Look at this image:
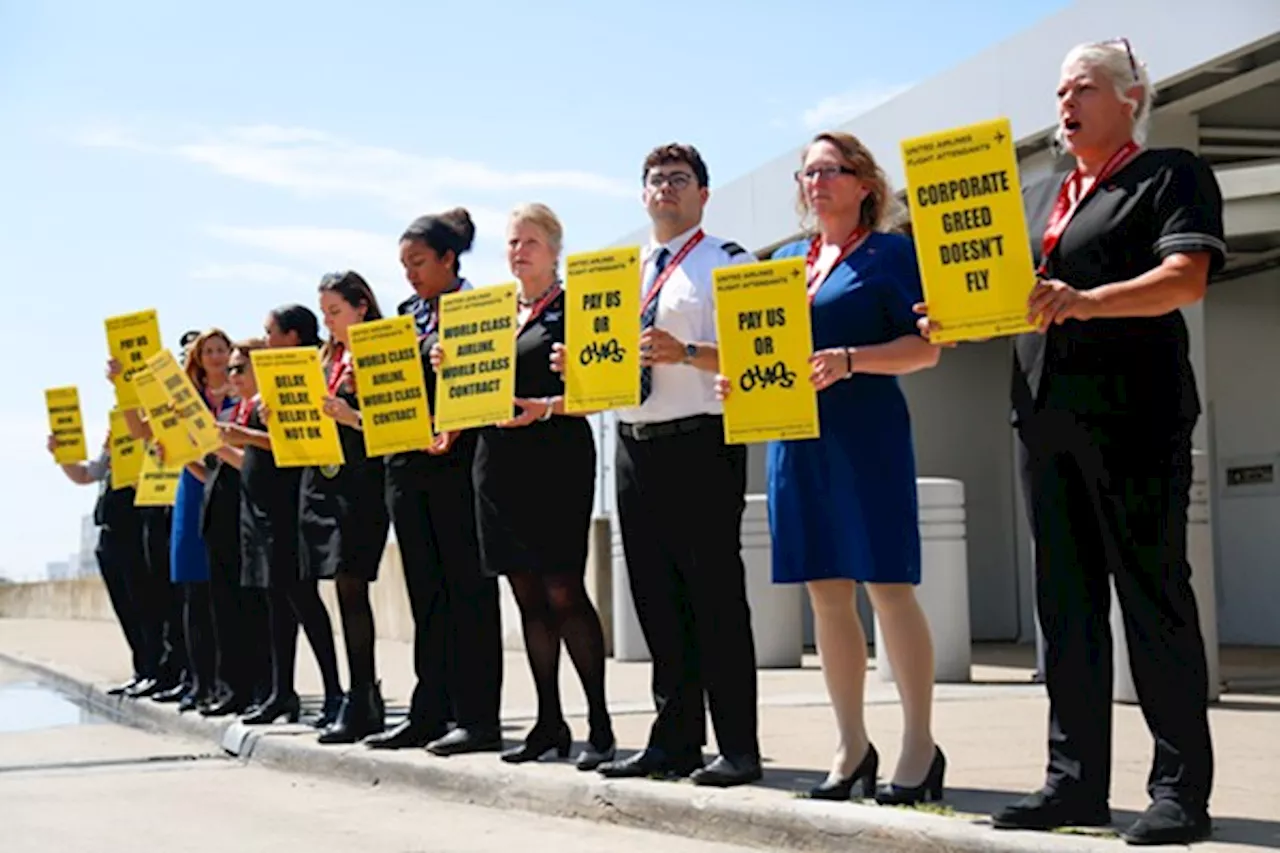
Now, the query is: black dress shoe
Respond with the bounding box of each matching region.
[241,694,301,725]
[311,693,344,729]
[875,747,947,806]
[691,754,763,788]
[176,690,212,713]
[152,682,187,703]
[597,747,703,779]
[576,739,616,772]
[501,722,572,764]
[808,744,879,801]
[366,719,445,750]
[992,788,1112,831]
[107,677,142,696]
[124,678,159,699]
[426,727,503,757]
[1122,800,1211,846]
[318,683,386,745]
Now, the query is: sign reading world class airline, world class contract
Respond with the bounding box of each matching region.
[433,284,518,433]
[900,117,1037,344]
[348,315,434,456]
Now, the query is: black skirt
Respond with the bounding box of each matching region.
[238,416,304,589]
[474,416,595,576]
[298,420,389,582]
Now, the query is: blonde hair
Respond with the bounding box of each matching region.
[797,132,898,233]
[509,202,564,258]
[1059,39,1156,145]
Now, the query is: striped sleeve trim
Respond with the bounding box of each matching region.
[1154,232,1227,258]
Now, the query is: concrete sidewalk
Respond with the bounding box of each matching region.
[1,618,1276,852]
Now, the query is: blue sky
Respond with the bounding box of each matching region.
[0,0,1070,580]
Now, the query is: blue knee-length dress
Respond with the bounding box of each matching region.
[767,232,923,585]
[170,392,236,583]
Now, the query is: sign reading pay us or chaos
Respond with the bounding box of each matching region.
[713,256,820,445]
[348,315,433,456]
[563,246,641,412]
[105,309,162,408]
[433,284,517,433]
[900,117,1037,344]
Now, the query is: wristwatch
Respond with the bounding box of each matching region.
[683,342,698,364]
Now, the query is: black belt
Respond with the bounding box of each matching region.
[617,414,721,442]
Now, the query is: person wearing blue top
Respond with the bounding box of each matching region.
[720,131,944,806]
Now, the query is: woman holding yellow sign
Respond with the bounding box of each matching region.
[718,132,944,805]
[300,271,392,745]
[433,204,614,768]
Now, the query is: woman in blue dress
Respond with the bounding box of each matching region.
[171,329,237,712]
[720,132,944,805]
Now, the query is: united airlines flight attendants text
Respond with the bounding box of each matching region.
[567,143,762,787]
[303,272,392,745]
[237,308,344,729]
[718,132,944,805]
[364,209,505,758]
[918,40,1222,846]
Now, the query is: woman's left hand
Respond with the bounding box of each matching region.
[499,397,552,428]
[809,348,851,391]
[322,396,360,428]
[1027,278,1097,331]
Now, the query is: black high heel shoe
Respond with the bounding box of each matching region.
[501,722,572,764]
[808,744,879,801]
[874,747,946,806]
[312,693,343,729]
[241,693,301,725]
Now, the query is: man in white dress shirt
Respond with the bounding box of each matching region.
[596,143,762,787]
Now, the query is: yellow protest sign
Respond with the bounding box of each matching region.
[134,444,180,507]
[348,315,433,457]
[900,117,1037,344]
[434,283,518,433]
[105,309,162,408]
[109,408,145,490]
[145,349,222,456]
[713,256,820,445]
[250,347,345,468]
[563,246,642,412]
[45,386,87,465]
[131,367,202,467]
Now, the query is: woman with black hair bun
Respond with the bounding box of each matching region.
[223,307,345,729]
[362,208,504,756]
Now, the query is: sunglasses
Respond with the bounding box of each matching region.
[228,364,248,376]
[1098,36,1139,82]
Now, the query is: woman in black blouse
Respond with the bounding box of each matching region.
[300,273,392,744]
[918,39,1222,846]
[431,203,614,768]
[220,320,344,729]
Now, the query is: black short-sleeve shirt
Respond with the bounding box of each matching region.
[1014,147,1227,428]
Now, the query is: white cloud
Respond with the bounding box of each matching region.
[189,261,313,287]
[83,123,633,220]
[801,82,912,130]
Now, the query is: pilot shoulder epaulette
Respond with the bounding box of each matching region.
[719,240,748,257]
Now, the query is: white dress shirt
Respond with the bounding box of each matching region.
[617,223,756,425]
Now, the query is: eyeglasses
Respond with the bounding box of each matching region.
[794,165,857,183]
[645,171,695,190]
[228,364,247,376]
[1098,36,1139,82]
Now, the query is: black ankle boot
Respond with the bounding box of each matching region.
[241,693,301,725]
[317,682,385,745]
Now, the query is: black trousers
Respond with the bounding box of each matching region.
[616,416,759,759]
[183,581,216,697]
[140,508,185,682]
[1019,411,1213,813]
[95,521,152,679]
[207,531,254,699]
[386,438,502,733]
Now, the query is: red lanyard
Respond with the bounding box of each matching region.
[516,284,563,337]
[805,227,868,304]
[326,347,353,396]
[231,397,255,426]
[1040,140,1141,272]
[640,229,705,316]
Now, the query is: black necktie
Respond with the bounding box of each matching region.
[639,247,671,404]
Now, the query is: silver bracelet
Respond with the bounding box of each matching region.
[539,398,555,421]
